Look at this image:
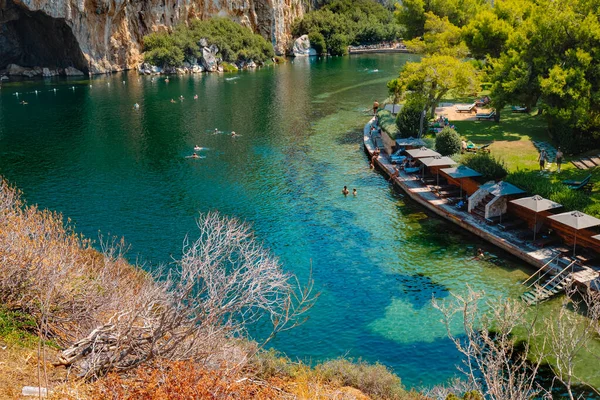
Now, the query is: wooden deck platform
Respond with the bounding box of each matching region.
[363,118,600,289]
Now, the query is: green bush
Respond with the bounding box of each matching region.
[461,152,508,181]
[377,109,399,138]
[292,0,400,49]
[308,31,327,55]
[221,62,238,72]
[435,127,462,156]
[328,33,349,56]
[505,170,593,215]
[315,358,406,399]
[395,95,428,138]
[143,18,274,68]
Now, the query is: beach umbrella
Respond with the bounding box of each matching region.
[440,166,482,197]
[510,195,562,240]
[405,147,441,159]
[420,156,457,185]
[548,211,600,255]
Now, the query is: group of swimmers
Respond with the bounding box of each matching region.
[342,186,357,196]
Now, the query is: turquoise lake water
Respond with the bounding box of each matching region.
[0,55,544,389]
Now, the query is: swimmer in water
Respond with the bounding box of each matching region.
[194,94,198,100]
[133,103,140,110]
[20,100,28,105]
[194,145,203,151]
[170,99,176,103]
[165,78,170,83]
[179,95,184,101]
[231,131,238,137]
[214,128,219,134]
[191,152,200,159]
[353,188,357,196]
[342,186,349,196]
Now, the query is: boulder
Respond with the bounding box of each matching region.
[199,38,209,47]
[6,64,27,75]
[292,35,317,57]
[217,65,224,73]
[150,65,162,74]
[246,60,257,69]
[201,47,218,72]
[192,65,204,73]
[0,75,8,81]
[176,67,186,74]
[64,67,84,76]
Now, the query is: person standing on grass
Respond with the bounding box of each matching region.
[538,149,547,172]
[556,147,563,173]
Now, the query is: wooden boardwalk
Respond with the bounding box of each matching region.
[364,119,599,289]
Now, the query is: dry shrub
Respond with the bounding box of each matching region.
[0,177,316,381]
[315,358,413,400]
[92,359,284,399]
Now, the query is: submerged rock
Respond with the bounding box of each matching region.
[292,35,317,57]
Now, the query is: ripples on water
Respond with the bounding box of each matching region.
[1,55,596,391]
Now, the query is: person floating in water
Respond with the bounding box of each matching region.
[194,94,198,100]
[179,95,184,101]
[231,131,238,137]
[191,152,200,159]
[353,188,357,196]
[342,186,349,196]
[471,248,485,260]
[165,78,170,83]
[20,100,28,105]
[194,145,202,151]
[133,103,140,110]
[170,99,176,103]
[214,128,219,134]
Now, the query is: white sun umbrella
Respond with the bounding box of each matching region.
[420,156,457,185]
[405,147,441,159]
[510,195,562,240]
[548,211,600,255]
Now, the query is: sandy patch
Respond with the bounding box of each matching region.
[435,104,493,122]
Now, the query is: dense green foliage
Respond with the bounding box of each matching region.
[388,55,479,118]
[377,110,399,139]
[292,0,401,55]
[143,18,274,68]
[461,153,508,182]
[435,127,461,155]
[395,95,428,138]
[394,0,600,153]
[308,32,327,55]
[506,171,595,215]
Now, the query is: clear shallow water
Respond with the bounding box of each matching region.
[0,55,546,388]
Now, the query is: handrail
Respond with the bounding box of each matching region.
[539,260,577,292]
[523,253,561,287]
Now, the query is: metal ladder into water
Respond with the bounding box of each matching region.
[520,256,577,305]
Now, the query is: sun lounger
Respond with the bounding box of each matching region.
[476,110,496,120]
[404,166,421,174]
[499,219,526,231]
[465,143,491,153]
[455,103,476,113]
[562,174,592,190]
[511,105,528,113]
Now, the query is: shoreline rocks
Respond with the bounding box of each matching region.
[292,35,317,57]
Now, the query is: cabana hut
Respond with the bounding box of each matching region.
[508,195,562,241]
[439,166,482,197]
[419,156,457,186]
[468,181,526,223]
[547,211,600,256]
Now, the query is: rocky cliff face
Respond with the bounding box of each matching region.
[0,0,305,74]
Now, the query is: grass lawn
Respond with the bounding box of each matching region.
[451,108,548,172]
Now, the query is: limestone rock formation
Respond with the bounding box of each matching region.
[292,35,317,57]
[201,46,219,72]
[0,0,306,74]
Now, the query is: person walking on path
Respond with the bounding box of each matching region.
[538,149,548,172]
[556,147,563,173]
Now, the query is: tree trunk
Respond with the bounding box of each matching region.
[494,109,501,122]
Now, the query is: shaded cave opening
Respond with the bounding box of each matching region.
[0,0,88,73]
